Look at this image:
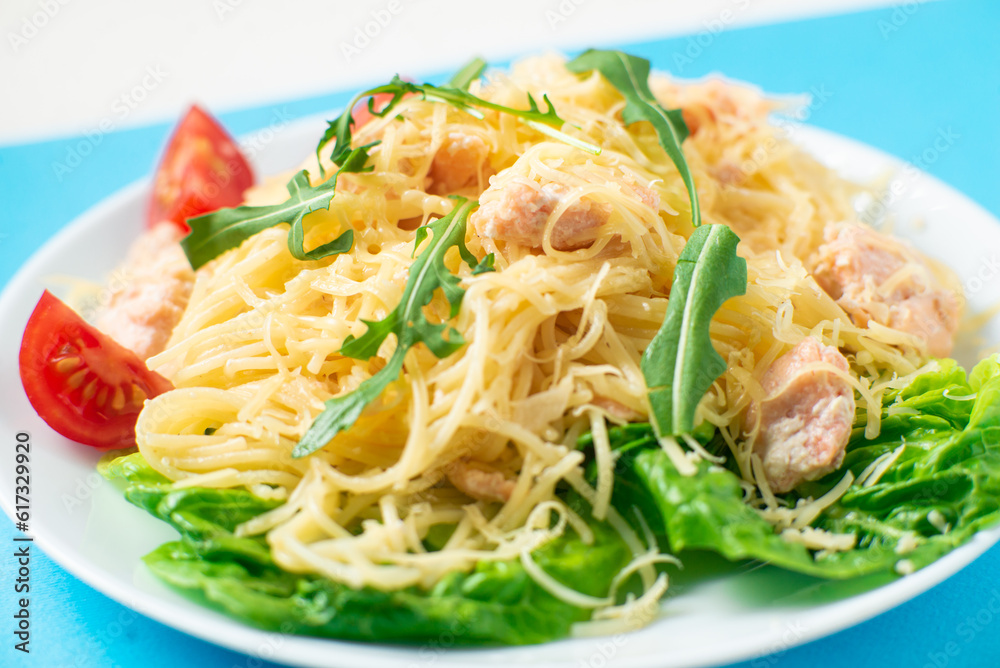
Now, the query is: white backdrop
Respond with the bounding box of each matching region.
[1,0,896,145]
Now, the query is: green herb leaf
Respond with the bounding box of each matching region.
[184,55,602,271]
[448,56,487,90]
[566,49,701,228]
[293,198,481,458]
[180,143,375,270]
[316,68,601,178]
[397,76,601,155]
[640,224,747,436]
[471,252,495,275]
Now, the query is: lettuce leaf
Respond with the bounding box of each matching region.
[608,357,1000,579]
[101,453,632,645]
[100,355,1000,644]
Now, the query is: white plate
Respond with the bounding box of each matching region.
[3,118,1000,668]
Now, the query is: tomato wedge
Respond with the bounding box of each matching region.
[148,104,254,233]
[351,86,419,129]
[351,92,398,128]
[19,291,173,450]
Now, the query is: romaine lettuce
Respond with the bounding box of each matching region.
[100,453,632,645]
[605,357,1000,579]
[100,356,1000,644]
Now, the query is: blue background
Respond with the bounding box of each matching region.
[3,1,999,666]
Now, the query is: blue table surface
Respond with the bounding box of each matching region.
[3,1,1000,666]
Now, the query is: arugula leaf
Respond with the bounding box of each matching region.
[317,71,600,177]
[471,252,496,275]
[293,199,481,458]
[566,49,701,228]
[387,77,593,151]
[640,224,747,437]
[180,144,374,270]
[316,62,476,172]
[566,51,736,436]
[447,56,487,90]
[183,55,595,270]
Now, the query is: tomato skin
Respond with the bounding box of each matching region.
[148,104,254,233]
[18,291,173,450]
[351,92,397,128]
[351,91,417,128]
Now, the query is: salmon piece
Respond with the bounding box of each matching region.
[747,337,855,493]
[471,177,623,251]
[676,79,772,137]
[627,178,660,211]
[471,165,660,251]
[811,224,960,357]
[428,132,490,194]
[471,178,606,250]
[681,105,711,137]
[591,395,640,422]
[95,223,195,359]
[446,460,516,504]
[711,162,746,186]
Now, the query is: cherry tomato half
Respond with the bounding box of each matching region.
[19,291,173,450]
[351,91,408,127]
[148,104,254,233]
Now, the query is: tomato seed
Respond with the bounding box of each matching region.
[81,379,98,402]
[55,356,83,374]
[67,369,88,389]
[95,385,109,407]
[111,387,126,411]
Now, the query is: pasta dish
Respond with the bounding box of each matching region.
[17,49,1000,645]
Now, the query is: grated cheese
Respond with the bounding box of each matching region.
[127,54,959,621]
[857,446,905,488]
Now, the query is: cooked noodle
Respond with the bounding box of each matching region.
[134,55,958,612]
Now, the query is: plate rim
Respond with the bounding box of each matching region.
[2,120,1000,668]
